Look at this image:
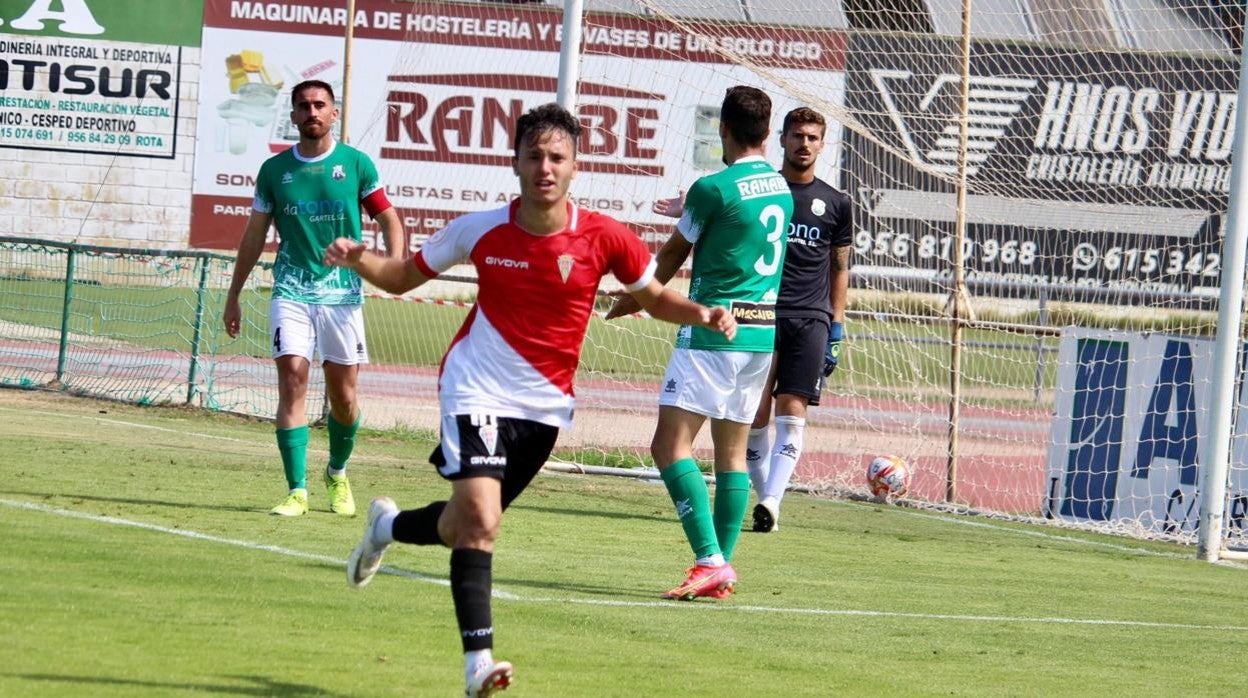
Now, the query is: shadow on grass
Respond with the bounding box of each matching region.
[11,673,349,697]
[492,573,663,600]
[510,503,669,524]
[4,489,262,514]
[374,560,664,601]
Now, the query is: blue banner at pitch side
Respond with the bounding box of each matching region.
[1046,329,1248,543]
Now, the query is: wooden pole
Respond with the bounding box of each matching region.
[340,0,357,143]
[946,0,974,505]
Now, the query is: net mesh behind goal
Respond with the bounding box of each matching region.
[351,1,1248,545]
[5,0,1246,548]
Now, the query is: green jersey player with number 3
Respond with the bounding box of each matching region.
[608,85,793,600]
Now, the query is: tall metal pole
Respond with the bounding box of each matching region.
[341,0,357,143]
[1196,35,1248,562]
[187,256,209,405]
[556,0,584,109]
[945,0,974,504]
[55,247,76,386]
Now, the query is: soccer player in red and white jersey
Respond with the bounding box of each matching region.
[324,103,736,697]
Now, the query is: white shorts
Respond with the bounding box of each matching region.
[658,348,772,423]
[270,298,369,365]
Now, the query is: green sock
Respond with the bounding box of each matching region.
[327,413,360,471]
[276,425,309,491]
[714,471,751,562]
[660,458,721,560]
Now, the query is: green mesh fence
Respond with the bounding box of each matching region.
[0,236,325,422]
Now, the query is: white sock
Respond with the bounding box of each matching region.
[746,427,771,499]
[290,488,307,497]
[695,553,726,567]
[373,510,397,545]
[465,649,493,684]
[327,465,346,478]
[763,416,805,503]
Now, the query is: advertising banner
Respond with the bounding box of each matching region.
[190,0,846,250]
[1046,328,1248,544]
[844,33,1237,296]
[0,0,202,159]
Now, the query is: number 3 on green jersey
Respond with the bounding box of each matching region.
[675,155,794,353]
[755,203,787,277]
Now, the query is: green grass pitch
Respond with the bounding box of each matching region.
[2,389,1246,697]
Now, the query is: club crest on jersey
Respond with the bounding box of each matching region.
[281,172,293,184]
[811,198,826,216]
[557,254,574,283]
[332,165,345,181]
[478,421,498,456]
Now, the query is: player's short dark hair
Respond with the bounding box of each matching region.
[782,107,826,138]
[514,103,582,157]
[291,80,335,107]
[720,86,771,148]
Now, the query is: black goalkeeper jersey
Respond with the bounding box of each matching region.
[777,177,852,320]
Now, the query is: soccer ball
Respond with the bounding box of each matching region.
[866,455,911,499]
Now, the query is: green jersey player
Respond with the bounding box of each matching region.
[608,86,793,600]
[649,107,855,535]
[223,79,405,517]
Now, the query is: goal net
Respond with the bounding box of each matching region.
[193,0,1248,547]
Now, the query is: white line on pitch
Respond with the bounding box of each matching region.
[3,497,1245,632]
[4,404,1242,569]
[848,500,1248,569]
[521,596,1248,630]
[0,406,391,463]
[10,407,255,444]
[0,497,514,598]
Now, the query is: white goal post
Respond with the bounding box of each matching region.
[1199,28,1248,563]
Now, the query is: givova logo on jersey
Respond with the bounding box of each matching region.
[282,198,346,223]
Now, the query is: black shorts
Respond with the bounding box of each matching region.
[772,317,829,406]
[430,413,559,509]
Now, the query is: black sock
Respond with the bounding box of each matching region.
[392,501,447,546]
[450,548,493,652]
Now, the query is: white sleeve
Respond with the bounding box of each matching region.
[675,210,700,244]
[415,217,471,275]
[415,207,507,274]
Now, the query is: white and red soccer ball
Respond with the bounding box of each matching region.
[866,455,911,499]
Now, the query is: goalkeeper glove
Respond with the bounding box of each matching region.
[823,321,844,377]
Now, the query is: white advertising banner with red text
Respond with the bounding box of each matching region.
[190,0,845,251]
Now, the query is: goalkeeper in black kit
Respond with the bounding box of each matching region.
[657,106,852,531]
[745,106,852,531]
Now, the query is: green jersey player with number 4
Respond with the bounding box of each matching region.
[223,79,405,518]
[608,85,793,600]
